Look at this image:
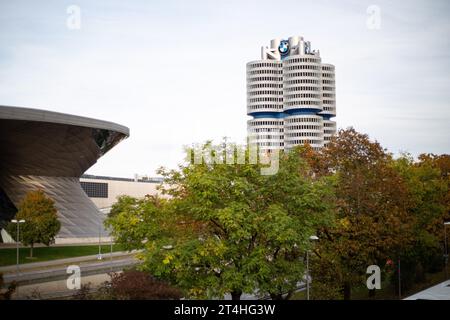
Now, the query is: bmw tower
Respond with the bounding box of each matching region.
[247,36,336,151]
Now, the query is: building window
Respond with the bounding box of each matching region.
[81,182,108,198]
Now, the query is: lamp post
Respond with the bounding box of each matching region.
[110,234,113,273]
[398,258,401,299]
[306,235,319,300]
[444,222,450,280]
[108,219,114,273]
[97,221,102,260]
[11,219,25,275]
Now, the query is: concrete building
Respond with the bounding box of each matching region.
[80,175,162,211]
[247,36,336,151]
[0,105,129,243]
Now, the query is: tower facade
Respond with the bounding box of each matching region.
[247,36,336,151]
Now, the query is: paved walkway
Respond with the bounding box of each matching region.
[0,250,138,274]
[3,256,138,285]
[0,242,112,249]
[1,251,141,299]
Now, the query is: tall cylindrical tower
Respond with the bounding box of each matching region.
[246,36,336,151]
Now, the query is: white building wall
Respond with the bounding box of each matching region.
[79,178,160,209]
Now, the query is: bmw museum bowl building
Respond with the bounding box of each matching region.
[0,105,129,244]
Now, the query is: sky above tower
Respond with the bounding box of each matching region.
[0,0,449,177]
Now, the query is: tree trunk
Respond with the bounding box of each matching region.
[270,293,283,300]
[343,282,351,300]
[29,243,33,258]
[231,291,242,300]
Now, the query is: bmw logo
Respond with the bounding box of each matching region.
[278,40,289,57]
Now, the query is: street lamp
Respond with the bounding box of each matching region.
[11,219,25,275]
[110,232,113,273]
[99,207,115,268]
[306,235,319,300]
[444,221,450,279]
[97,209,111,261]
[98,221,103,260]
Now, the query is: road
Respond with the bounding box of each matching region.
[1,252,139,299]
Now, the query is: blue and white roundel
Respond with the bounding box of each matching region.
[278,40,289,57]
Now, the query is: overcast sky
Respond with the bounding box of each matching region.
[1,0,449,177]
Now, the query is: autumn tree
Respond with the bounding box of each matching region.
[107,270,182,300]
[7,190,60,258]
[308,128,415,299]
[107,142,335,299]
[390,153,449,292]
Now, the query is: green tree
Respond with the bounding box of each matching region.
[105,195,169,251]
[107,142,335,299]
[7,190,60,258]
[108,195,140,218]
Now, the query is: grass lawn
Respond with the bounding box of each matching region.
[0,244,126,267]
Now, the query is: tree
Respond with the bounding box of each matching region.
[105,195,169,251]
[108,195,140,219]
[107,142,335,299]
[107,270,182,300]
[307,128,415,299]
[7,190,61,258]
[389,153,449,292]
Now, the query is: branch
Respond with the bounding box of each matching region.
[210,218,228,236]
[248,232,258,252]
[273,246,281,259]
